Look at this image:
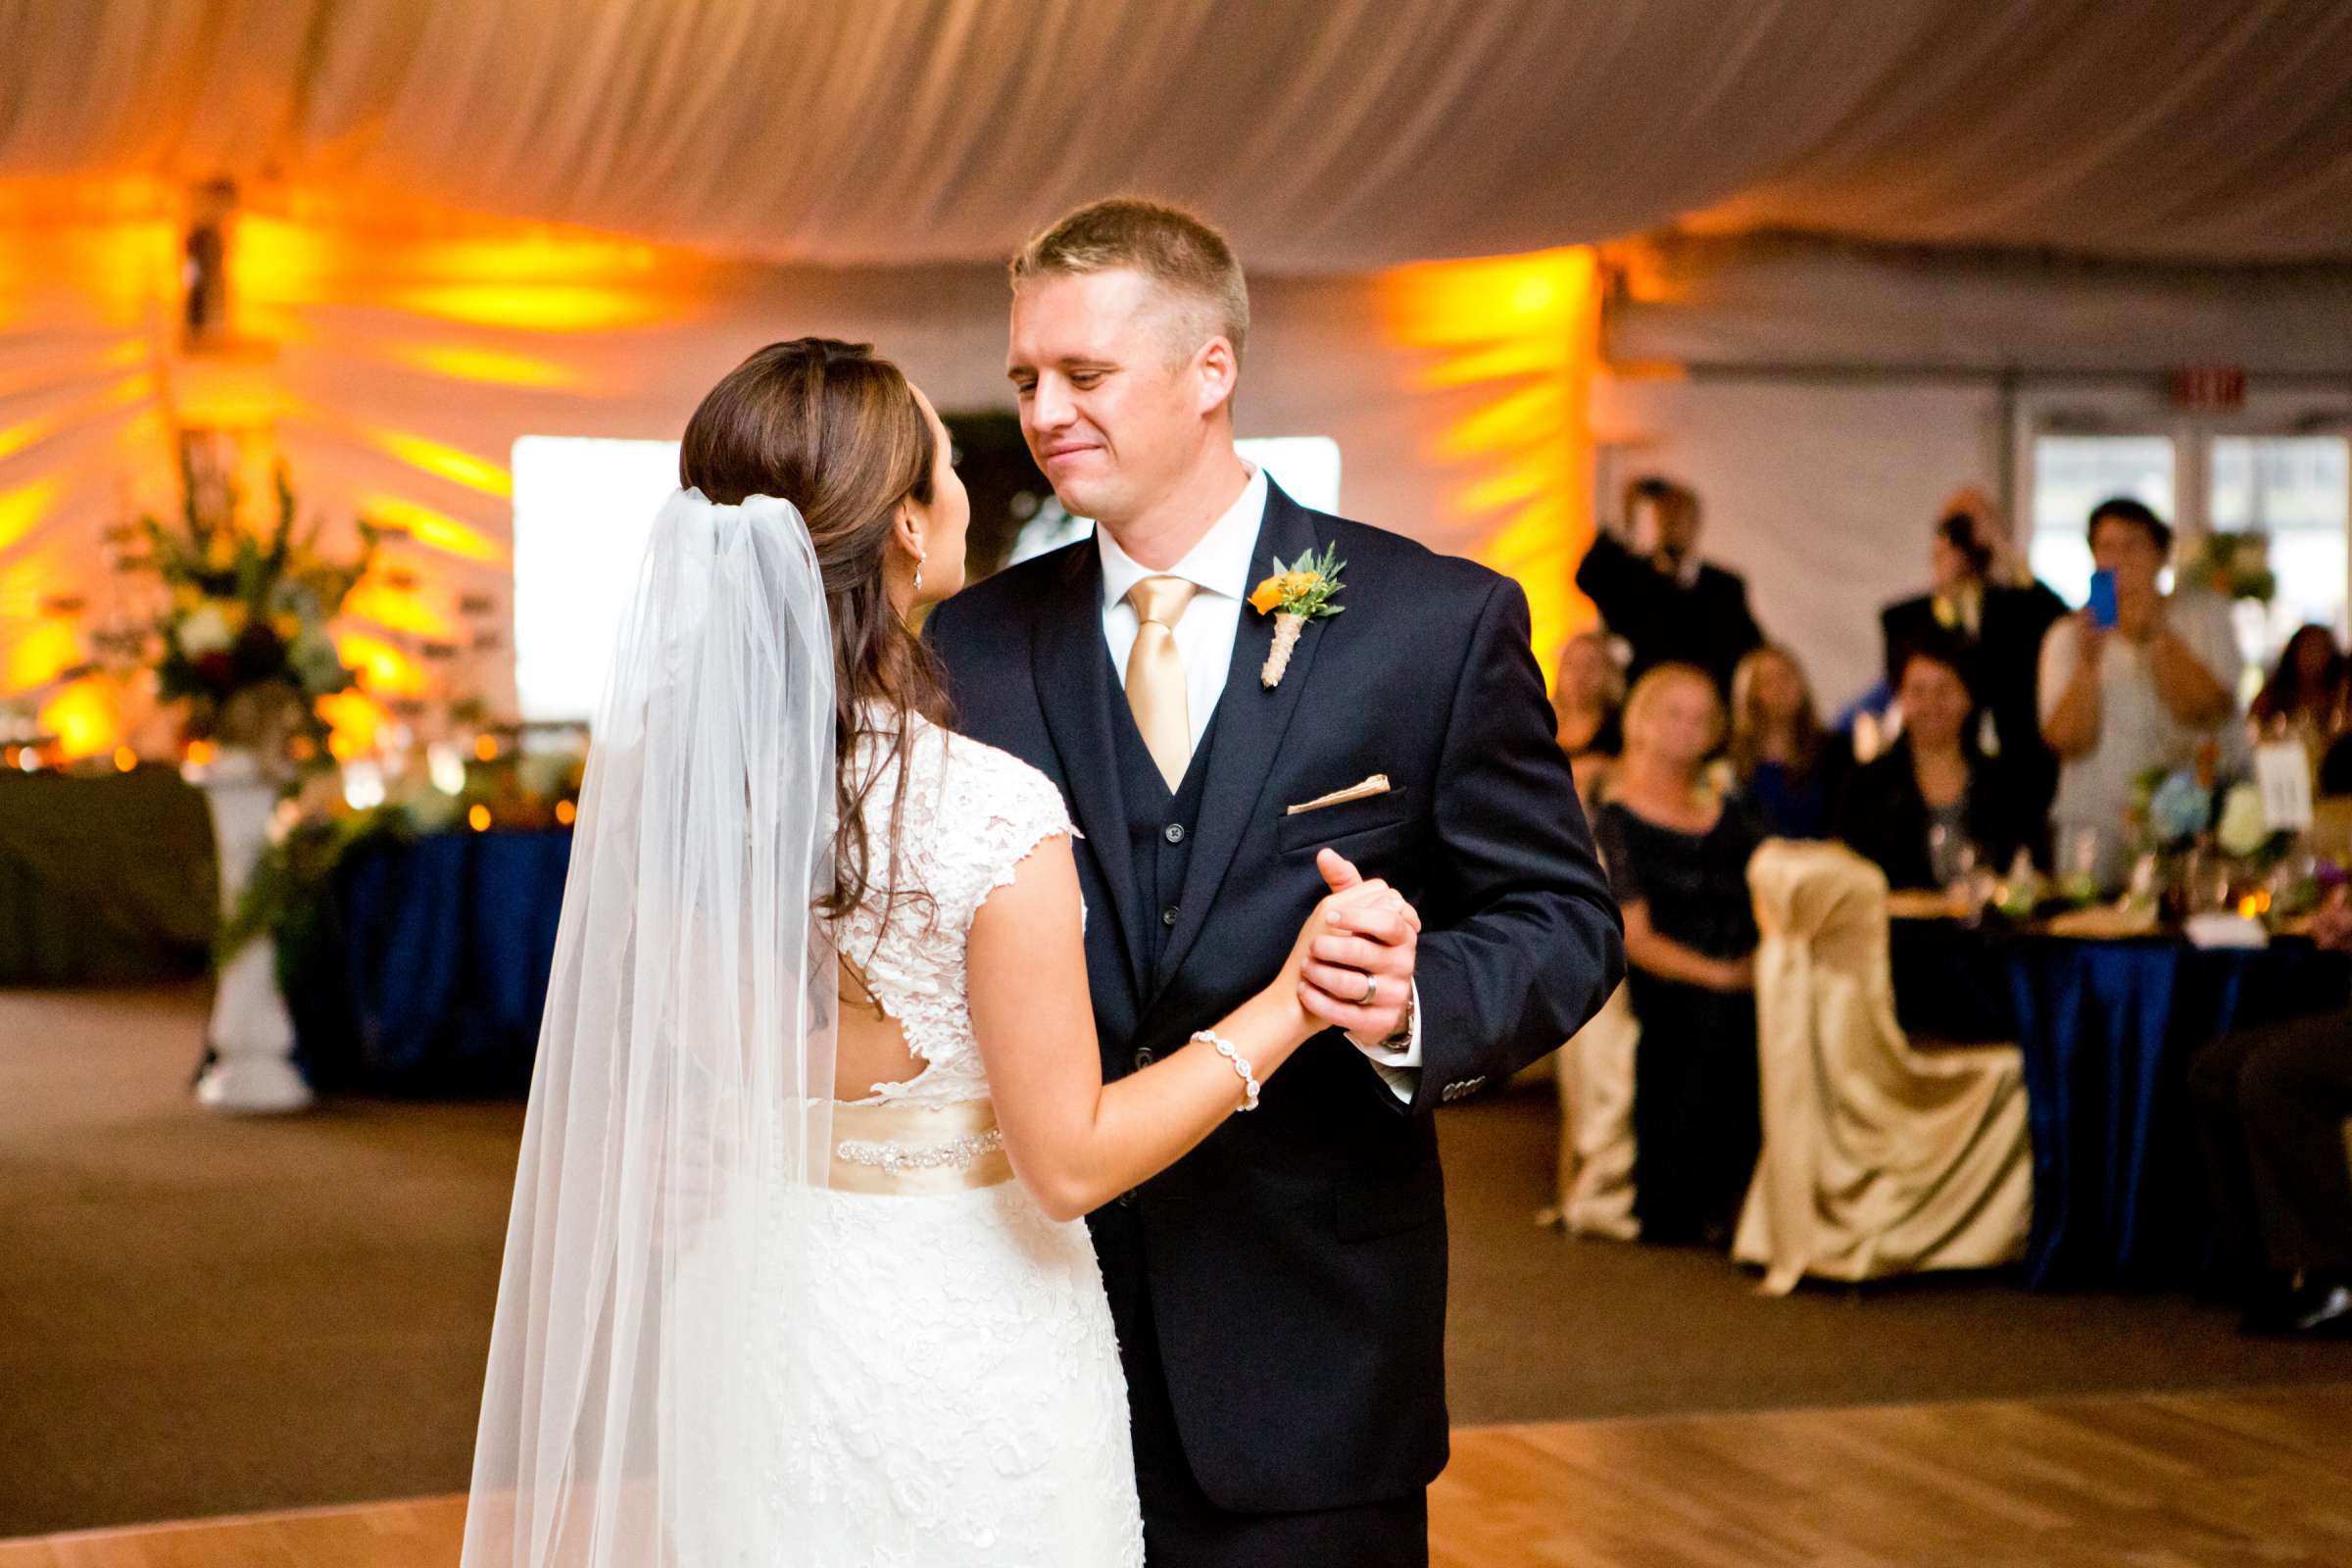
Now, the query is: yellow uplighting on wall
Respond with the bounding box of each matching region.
[333,632,428,698]
[366,428,513,498]
[0,477,60,554]
[0,373,155,465]
[361,493,509,564]
[1380,246,1601,682]
[235,209,706,336]
[387,342,584,390]
[37,678,117,760]
[315,689,383,757]
[0,189,178,330]
[340,579,455,640]
[171,358,289,428]
[393,283,673,334]
[3,594,81,686]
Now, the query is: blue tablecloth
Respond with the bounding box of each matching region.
[287,828,571,1097]
[1891,922,2351,1290]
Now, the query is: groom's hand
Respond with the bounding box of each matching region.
[1299,848,1420,1040]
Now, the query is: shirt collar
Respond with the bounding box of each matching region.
[1098,464,1267,612]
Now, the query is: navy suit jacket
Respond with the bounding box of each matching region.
[925,479,1622,1513]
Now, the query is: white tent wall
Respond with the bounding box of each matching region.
[1595,236,2352,711]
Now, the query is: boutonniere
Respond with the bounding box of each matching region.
[1248,543,1345,689]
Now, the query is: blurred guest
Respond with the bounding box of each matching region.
[1728,644,1850,841]
[1553,630,1624,806]
[2252,623,2347,776]
[1880,488,2066,815]
[2039,498,2238,882]
[1576,475,1764,695]
[1592,663,1763,1248]
[1838,633,2045,889]
[2188,893,2352,1338]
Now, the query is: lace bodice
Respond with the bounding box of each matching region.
[833,714,1076,1107]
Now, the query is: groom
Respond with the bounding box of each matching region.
[926,199,1623,1566]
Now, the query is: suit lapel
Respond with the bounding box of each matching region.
[1154,484,1330,991]
[1030,541,1149,1003]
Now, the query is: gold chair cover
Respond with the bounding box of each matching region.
[1549,980,1641,1240]
[1734,840,2033,1295]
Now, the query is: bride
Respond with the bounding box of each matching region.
[459,338,1412,1566]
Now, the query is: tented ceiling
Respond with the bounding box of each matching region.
[5,0,2352,270]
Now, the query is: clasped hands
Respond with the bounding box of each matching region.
[1280,847,1420,1041]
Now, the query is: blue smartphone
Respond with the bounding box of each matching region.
[2088,568,2119,629]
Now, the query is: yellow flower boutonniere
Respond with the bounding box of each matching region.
[1250,543,1345,689]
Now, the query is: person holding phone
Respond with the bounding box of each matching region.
[2038,497,2239,884]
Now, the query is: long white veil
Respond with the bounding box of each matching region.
[461,488,837,1567]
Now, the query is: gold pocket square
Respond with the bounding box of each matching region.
[1286,775,1392,816]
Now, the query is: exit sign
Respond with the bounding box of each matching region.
[2169,366,2246,410]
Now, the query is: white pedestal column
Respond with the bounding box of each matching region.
[192,751,312,1114]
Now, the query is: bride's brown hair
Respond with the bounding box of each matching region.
[679,337,953,921]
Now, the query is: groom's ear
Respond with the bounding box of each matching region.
[1194,336,1239,418]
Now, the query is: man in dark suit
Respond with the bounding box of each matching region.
[927,198,1623,1566]
[1574,475,1763,695]
[1879,492,2068,822]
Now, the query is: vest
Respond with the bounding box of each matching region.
[1110,698,1223,996]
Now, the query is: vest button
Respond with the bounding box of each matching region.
[1162,905,1179,927]
[1163,822,1186,844]
[1134,1047,1156,1070]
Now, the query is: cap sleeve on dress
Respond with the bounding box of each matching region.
[945,741,1082,932]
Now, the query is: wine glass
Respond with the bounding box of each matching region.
[2059,826,2104,904]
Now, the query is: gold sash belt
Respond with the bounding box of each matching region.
[826,1097,1013,1196]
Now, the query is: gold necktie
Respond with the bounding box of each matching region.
[1125,575,1198,792]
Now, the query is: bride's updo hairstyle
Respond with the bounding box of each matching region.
[680,336,953,922]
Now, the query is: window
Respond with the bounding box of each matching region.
[2210,436,2351,676]
[512,437,681,723]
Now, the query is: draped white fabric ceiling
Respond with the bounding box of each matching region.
[5,0,2352,269]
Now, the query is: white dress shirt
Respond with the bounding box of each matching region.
[1097,466,1423,1099]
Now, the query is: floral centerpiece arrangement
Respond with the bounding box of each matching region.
[2135,765,2215,852]
[104,459,377,763]
[2126,760,2316,922]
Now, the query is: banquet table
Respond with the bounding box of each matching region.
[0,766,217,985]
[285,826,570,1097]
[1889,918,2351,1290]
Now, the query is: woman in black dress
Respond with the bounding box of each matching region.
[1593,662,1763,1247]
[1838,631,2046,889]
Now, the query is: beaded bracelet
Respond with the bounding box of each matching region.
[1191,1029,1261,1112]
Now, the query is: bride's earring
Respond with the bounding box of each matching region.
[912,543,927,598]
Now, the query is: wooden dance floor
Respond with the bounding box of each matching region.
[3,1385,2345,1567]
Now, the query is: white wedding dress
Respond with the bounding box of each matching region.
[774,712,1146,1566]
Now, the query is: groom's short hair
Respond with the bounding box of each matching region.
[1010,197,1250,364]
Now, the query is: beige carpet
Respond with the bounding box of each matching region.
[5,984,2346,1537]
